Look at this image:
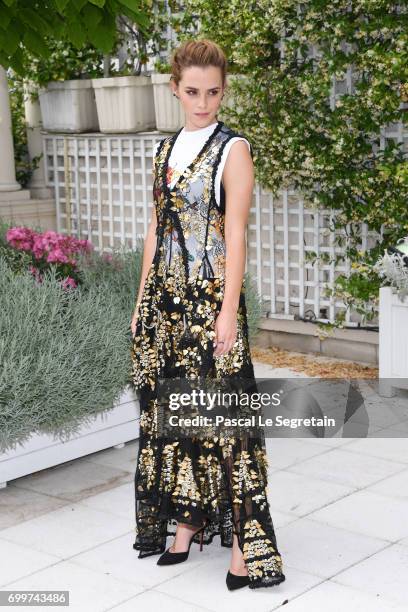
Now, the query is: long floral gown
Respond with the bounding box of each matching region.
[130,120,285,589]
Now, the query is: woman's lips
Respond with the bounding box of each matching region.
[195,113,209,116]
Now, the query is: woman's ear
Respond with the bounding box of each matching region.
[169,78,179,99]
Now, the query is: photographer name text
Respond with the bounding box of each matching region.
[168,415,336,429]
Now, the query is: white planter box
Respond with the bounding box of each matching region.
[151,73,185,132]
[39,79,99,133]
[0,386,140,487]
[379,286,408,396]
[92,75,156,133]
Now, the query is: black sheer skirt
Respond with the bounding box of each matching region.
[131,264,285,589]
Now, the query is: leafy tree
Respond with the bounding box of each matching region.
[0,0,152,73]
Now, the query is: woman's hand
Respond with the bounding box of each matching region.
[213,306,237,356]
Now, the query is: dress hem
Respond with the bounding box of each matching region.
[132,537,286,591]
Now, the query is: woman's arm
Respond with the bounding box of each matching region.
[213,140,255,356]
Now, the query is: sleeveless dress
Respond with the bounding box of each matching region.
[154,119,251,207]
[130,119,285,589]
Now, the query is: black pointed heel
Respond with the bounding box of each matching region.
[226,570,250,591]
[157,522,206,566]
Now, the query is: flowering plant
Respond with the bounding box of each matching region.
[21,40,106,91]
[5,226,93,290]
[174,0,408,326]
[374,237,408,300]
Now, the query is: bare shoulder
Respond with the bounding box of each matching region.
[223,139,254,188]
[228,138,251,156]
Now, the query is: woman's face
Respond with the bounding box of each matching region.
[171,65,225,130]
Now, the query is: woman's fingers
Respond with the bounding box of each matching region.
[213,313,237,356]
[213,334,236,356]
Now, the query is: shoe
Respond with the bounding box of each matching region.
[226,570,250,591]
[226,570,286,591]
[226,528,250,590]
[157,522,206,566]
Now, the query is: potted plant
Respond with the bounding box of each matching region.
[25,40,104,133]
[39,80,99,133]
[151,60,185,132]
[375,238,408,396]
[92,74,156,133]
[92,20,156,133]
[0,221,143,485]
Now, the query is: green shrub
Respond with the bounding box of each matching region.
[167,0,408,325]
[0,241,142,453]
[244,272,263,343]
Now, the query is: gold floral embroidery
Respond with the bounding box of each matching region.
[243,518,284,580]
[172,454,201,506]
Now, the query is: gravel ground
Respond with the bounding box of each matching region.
[251,345,378,379]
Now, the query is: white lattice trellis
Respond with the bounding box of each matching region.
[43,132,161,250]
[43,131,379,326]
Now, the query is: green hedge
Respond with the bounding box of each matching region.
[169,0,408,326]
[0,233,142,453]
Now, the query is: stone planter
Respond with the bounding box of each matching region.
[38,79,99,133]
[92,75,156,133]
[151,73,185,132]
[0,386,140,488]
[379,286,408,396]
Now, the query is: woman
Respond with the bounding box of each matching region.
[130,38,285,591]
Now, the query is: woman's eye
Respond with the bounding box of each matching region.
[185,91,219,95]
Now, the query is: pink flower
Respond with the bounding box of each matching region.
[61,276,77,289]
[7,225,94,272]
[29,231,93,262]
[28,264,43,283]
[46,248,70,264]
[32,234,48,259]
[79,239,94,253]
[28,264,41,278]
[6,226,36,251]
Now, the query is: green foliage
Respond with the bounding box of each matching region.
[243,271,263,344]
[169,0,408,324]
[374,245,408,299]
[0,0,152,74]
[8,72,41,187]
[20,39,107,88]
[153,58,171,73]
[0,229,143,453]
[0,218,34,272]
[75,239,144,314]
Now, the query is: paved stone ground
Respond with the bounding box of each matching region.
[0,361,407,611]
